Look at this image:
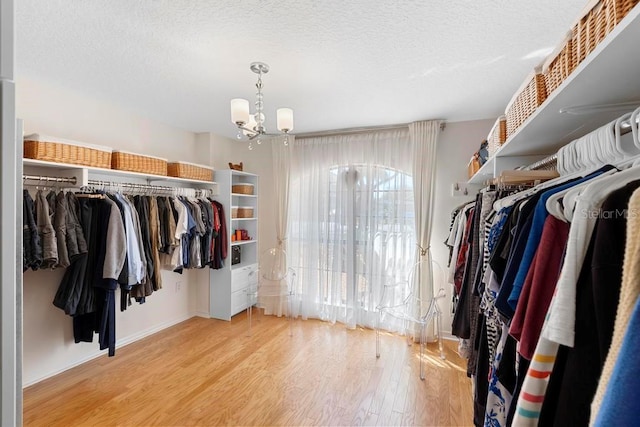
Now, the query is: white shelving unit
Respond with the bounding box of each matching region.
[469,4,640,184]
[23,158,218,189]
[209,169,259,321]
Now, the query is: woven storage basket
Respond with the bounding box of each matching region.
[237,206,254,218]
[468,157,480,179]
[112,151,168,176]
[487,116,507,157]
[23,134,112,169]
[505,71,547,138]
[231,183,254,195]
[572,0,639,68]
[543,32,576,97]
[167,161,214,181]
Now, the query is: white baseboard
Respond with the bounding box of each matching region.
[23,313,195,388]
[193,310,210,318]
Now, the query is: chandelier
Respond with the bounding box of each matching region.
[230,62,294,150]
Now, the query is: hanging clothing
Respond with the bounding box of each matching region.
[35,189,58,268]
[26,186,221,356]
[447,165,640,427]
[49,191,71,269]
[592,296,640,426]
[23,189,42,271]
[591,185,640,421]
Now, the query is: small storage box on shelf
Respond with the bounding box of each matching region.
[487,116,507,157]
[468,157,480,180]
[231,206,254,219]
[167,161,214,181]
[505,71,548,139]
[23,134,112,169]
[231,183,255,195]
[111,151,168,176]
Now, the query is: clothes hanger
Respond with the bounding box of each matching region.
[631,106,640,150]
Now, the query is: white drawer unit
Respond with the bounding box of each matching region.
[231,264,258,293]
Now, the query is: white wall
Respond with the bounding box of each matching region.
[16,76,220,386]
[430,118,493,336]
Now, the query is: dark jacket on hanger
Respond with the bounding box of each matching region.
[23,189,42,271]
[50,191,71,269]
[65,192,88,263]
[210,200,227,269]
[36,189,58,269]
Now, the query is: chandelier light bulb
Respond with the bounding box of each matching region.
[230,99,250,125]
[277,108,294,132]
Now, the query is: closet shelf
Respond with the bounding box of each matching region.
[231,240,257,246]
[231,217,256,221]
[469,4,640,184]
[232,193,258,198]
[23,159,217,187]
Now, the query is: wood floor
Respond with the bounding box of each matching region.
[23,313,473,426]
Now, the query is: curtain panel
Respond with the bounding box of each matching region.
[288,129,416,330]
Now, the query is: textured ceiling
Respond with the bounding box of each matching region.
[16,0,587,138]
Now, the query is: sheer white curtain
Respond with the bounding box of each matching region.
[288,129,415,330]
[272,135,293,252]
[263,135,294,316]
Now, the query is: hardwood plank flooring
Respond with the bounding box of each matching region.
[23,312,473,426]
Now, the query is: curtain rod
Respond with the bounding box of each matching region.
[295,121,446,139]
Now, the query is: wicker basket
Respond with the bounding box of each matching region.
[487,116,507,156]
[237,206,254,218]
[572,0,639,68]
[231,206,254,219]
[112,151,168,176]
[23,134,112,169]
[232,183,254,195]
[167,161,214,181]
[468,157,480,179]
[505,71,547,139]
[543,32,576,97]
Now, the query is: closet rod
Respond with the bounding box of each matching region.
[87,179,174,192]
[86,179,213,197]
[22,173,212,196]
[524,112,640,171]
[524,155,558,171]
[23,174,77,185]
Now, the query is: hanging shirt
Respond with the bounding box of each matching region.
[170,197,189,272]
[509,215,569,359]
[116,193,145,286]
